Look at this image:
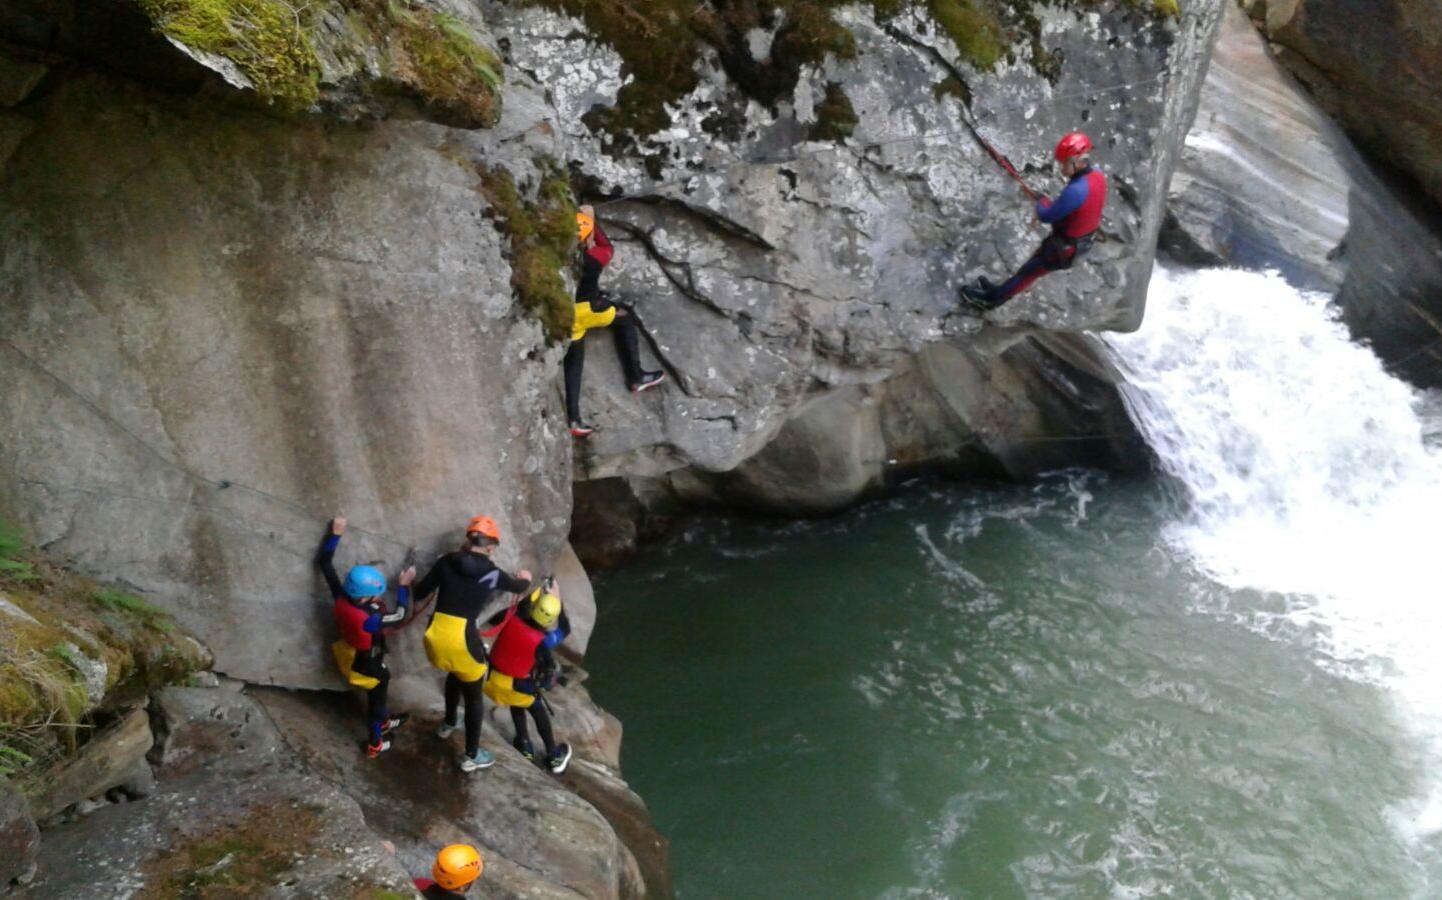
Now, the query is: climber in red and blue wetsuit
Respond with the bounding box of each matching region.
[317,516,415,758]
[960,132,1108,311]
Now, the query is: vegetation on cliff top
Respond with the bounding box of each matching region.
[476,162,578,343]
[0,520,206,790]
[138,0,504,124]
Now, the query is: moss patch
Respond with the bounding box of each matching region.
[809,81,858,141]
[477,162,577,343]
[513,0,1177,151]
[138,0,322,111]
[0,519,206,791]
[351,1,505,127]
[144,804,325,898]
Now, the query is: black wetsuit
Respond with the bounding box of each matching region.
[415,551,529,757]
[564,224,647,422]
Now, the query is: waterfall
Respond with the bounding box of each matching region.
[1107,265,1442,842]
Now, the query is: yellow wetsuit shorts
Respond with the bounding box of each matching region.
[571,301,617,342]
[331,640,382,690]
[482,671,537,709]
[423,612,489,683]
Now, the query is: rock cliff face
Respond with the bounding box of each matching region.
[0,0,1225,894]
[493,0,1222,511]
[1241,0,1442,211]
[1166,1,1442,386]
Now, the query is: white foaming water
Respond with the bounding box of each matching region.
[1107,266,1442,842]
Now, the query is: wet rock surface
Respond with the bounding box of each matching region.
[1167,2,1442,386]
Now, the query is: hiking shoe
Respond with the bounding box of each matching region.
[459,748,496,772]
[435,720,458,740]
[364,737,392,759]
[545,743,573,775]
[569,421,596,438]
[380,713,409,735]
[629,371,666,394]
[958,283,997,313]
[512,736,536,762]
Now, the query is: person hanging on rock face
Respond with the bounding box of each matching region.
[415,515,531,773]
[317,517,414,758]
[413,844,484,898]
[482,576,574,774]
[959,132,1108,312]
[565,205,666,438]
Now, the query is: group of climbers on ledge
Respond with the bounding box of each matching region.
[317,515,573,775]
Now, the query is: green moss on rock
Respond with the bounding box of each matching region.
[477,162,577,343]
[138,0,322,110]
[359,1,506,127]
[0,519,207,788]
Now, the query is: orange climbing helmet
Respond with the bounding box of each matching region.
[1055,132,1093,161]
[432,844,483,891]
[466,515,500,542]
[577,211,595,243]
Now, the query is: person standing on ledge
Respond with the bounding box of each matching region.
[565,205,666,438]
[317,517,414,758]
[415,515,531,773]
[483,577,574,774]
[959,132,1107,312]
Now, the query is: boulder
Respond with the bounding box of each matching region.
[1167,2,1442,385]
[0,781,40,887]
[27,706,152,821]
[553,542,599,656]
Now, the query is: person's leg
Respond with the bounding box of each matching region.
[443,673,460,729]
[462,677,486,757]
[563,339,586,423]
[993,238,1075,305]
[528,702,558,756]
[510,706,531,745]
[366,667,389,744]
[612,312,644,385]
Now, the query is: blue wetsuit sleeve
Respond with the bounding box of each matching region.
[316,530,343,598]
[1037,177,1089,223]
[541,613,570,649]
[362,612,383,634]
[378,586,410,627]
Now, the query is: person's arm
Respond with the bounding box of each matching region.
[495,567,533,596]
[378,567,415,628]
[413,557,442,604]
[541,611,570,650]
[587,225,614,267]
[1036,177,1089,223]
[316,517,345,598]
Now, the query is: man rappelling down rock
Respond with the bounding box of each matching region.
[959,132,1107,312]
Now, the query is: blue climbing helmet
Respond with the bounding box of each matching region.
[344,565,386,599]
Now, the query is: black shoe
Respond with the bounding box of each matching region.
[629,372,666,394]
[958,283,998,313]
[512,736,536,762]
[569,421,596,438]
[380,713,409,735]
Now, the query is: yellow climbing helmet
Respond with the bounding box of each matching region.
[577,211,595,243]
[433,843,483,891]
[529,589,563,630]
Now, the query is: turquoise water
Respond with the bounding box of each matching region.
[587,474,1436,898]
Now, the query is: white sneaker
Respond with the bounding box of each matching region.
[459,748,495,772]
[436,721,457,739]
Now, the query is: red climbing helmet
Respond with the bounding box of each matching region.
[1054,132,1093,161]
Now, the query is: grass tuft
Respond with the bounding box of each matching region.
[477,161,577,343]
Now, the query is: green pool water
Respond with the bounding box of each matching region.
[586,474,1437,898]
